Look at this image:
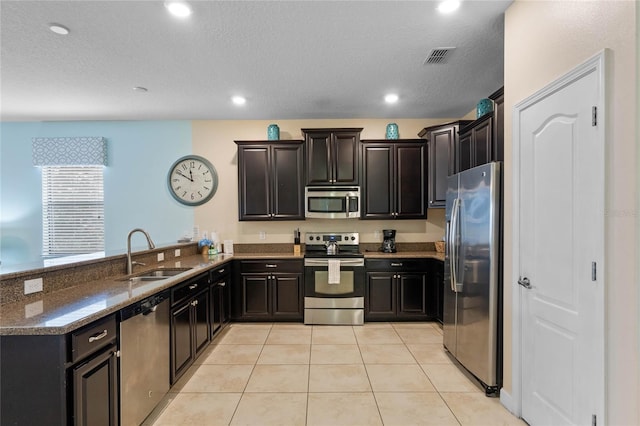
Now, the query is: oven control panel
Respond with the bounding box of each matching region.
[305,232,359,246]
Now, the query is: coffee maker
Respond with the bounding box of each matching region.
[381,229,397,253]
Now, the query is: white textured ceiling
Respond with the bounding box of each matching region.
[0,0,511,121]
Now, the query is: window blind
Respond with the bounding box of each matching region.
[42,166,105,257]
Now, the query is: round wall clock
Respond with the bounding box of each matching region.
[167,155,218,206]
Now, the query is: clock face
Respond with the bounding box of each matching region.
[167,155,218,206]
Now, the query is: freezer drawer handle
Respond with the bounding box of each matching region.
[390,263,403,267]
[518,277,532,289]
[88,329,108,343]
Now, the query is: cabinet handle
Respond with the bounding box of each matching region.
[218,269,225,274]
[189,284,198,290]
[265,264,278,268]
[88,329,108,343]
[218,281,226,287]
[191,300,198,306]
[391,263,403,267]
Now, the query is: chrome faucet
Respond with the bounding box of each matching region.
[126,228,156,275]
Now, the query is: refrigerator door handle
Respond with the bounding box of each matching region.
[445,221,454,291]
[450,197,460,292]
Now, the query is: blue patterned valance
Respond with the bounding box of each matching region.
[32,137,107,166]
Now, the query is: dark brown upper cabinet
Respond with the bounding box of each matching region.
[360,139,427,220]
[302,128,362,186]
[457,86,505,173]
[458,113,493,173]
[489,87,504,163]
[235,140,305,221]
[418,121,470,208]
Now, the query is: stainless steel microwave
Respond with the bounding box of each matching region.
[305,187,360,219]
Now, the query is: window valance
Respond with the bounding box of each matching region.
[32,136,107,166]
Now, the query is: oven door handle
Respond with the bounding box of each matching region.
[304,258,364,267]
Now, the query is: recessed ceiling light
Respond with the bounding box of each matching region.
[165,1,192,18]
[438,0,461,14]
[232,96,246,106]
[49,24,70,35]
[384,94,399,104]
[133,86,148,93]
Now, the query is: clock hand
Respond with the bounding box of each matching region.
[176,171,193,182]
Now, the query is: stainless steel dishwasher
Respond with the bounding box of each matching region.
[119,290,170,426]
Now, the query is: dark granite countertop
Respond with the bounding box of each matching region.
[0,250,441,336]
[0,254,233,336]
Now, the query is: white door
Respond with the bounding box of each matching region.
[514,53,605,425]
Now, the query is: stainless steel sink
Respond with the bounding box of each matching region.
[117,267,192,281]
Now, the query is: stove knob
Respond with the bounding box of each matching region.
[316,236,321,241]
[308,236,314,241]
[351,236,356,241]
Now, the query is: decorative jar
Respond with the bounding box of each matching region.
[267,124,280,140]
[476,98,494,118]
[385,123,399,140]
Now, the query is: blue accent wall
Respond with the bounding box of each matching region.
[0,121,193,268]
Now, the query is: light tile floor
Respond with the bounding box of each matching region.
[144,322,526,426]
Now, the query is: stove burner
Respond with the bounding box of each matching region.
[304,231,361,258]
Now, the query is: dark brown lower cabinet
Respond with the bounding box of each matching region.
[365,259,438,322]
[232,260,304,321]
[434,261,444,323]
[366,272,429,321]
[171,287,210,384]
[0,315,119,426]
[210,267,231,337]
[73,344,119,426]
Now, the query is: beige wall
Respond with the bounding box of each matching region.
[192,119,454,246]
[504,1,638,424]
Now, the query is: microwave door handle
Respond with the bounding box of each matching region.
[345,195,350,217]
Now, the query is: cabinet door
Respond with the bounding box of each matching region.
[395,143,426,218]
[457,131,473,173]
[171,302,193,383]
[428,127,456,208]
[242,275,271,317]
[271,144,304,219]
[433,263,444,323]
[73,345,118,426]
[366,273,397,320]
[238,146,271,220]
[272,274,303,319]
[210,284,222,336]
[472,116,493,167]
[333,132,359,185]
[398,273,428,318]
[306,132,332,185]
[490,87,504,162]
[193,290,210,357]
[361,144,393,219]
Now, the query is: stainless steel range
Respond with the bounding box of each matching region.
[304,232,365,325]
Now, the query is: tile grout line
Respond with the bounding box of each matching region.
[226,322,273,426]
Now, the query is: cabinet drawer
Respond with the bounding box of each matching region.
[71,314,116,363]
[366,259,430,272]
[240,260,303,274]
[172,273,208,306]
[210,264,231,281]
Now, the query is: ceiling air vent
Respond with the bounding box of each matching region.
[424,47,456,65]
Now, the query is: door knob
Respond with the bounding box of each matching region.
[518,277,531,289]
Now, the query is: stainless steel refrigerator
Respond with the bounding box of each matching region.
[443,161,502,396]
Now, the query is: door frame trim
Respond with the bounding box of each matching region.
[509,49,607,420]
